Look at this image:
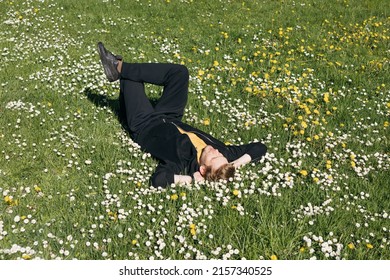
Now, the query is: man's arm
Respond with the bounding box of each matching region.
[226,142,267,164]
[151,162,177,187]
[152,162,204,186]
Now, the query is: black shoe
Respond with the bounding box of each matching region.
[97,42,123,82]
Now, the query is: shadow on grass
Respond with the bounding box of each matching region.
[84,87,160,132]
[84,87,128,130]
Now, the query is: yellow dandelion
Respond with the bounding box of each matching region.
[22,254,32,260]
[221,32,229,39]
[34,185,42,192]
[323,93,330,103]
[366,243,373,249]
[312,120,320,126]
[299,170,308,177]
[203,118,210,126]
[299,247,305,253]
[270,254,278,260]
[245,87,253,93]
[348,243,355,249]
[213,60,219,67]
[232,189,239,196]
[189,224,196,236]
[4,195,18,206]
[131,239,138,245]
[4,195,12,204]
[306,98,315,104]
[170,194,178,201]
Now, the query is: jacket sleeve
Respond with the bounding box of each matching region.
[226,142,267,163]
[150,161,176,188]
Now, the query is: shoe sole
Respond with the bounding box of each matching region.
[97,43,118,82]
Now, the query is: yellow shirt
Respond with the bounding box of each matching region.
[176,126,207,163]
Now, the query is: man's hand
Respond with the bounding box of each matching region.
[174,172,204,185]
[231,153,252,169]
[174,175,192,185]
[193,171,205,182]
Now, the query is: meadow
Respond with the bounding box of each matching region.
[0,0,389,260]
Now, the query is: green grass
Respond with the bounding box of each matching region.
[0,0,389,260]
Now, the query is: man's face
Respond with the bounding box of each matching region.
[199,145,229,171]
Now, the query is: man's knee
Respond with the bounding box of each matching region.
[175,64,189,80]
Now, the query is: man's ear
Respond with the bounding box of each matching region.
[199,165,206,176]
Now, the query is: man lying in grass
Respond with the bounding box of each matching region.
[97,42,267,187]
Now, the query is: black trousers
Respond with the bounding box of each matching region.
[119,63,189,143]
